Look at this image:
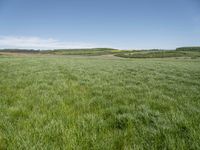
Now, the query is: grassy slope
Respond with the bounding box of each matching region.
[0,48,125,56]
[44,48,124,56]
[1,47,200,58]
[115,50,200,58]
[0,55,200,149]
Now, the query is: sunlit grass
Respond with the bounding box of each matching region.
[0,56,200,149]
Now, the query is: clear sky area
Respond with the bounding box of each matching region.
[0,0,200,49]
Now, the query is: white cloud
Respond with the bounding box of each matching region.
[0,36,100,49]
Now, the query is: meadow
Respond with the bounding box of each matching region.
[0,53,200,149]
[114,47,200,59]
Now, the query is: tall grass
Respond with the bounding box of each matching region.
[0,56,200,149]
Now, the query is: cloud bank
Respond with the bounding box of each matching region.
[0,36,99,49]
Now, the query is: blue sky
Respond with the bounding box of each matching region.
[0,0,200,49]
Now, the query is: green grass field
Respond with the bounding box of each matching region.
[115,49,200,59]
[0,55,200,149]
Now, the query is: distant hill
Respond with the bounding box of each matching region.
[176,47,200,51]
[0,48,123,56]
[0,49,40,53]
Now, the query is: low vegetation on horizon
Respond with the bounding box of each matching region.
[1,46,200,59]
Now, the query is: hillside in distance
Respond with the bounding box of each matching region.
[0,47,200,59]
